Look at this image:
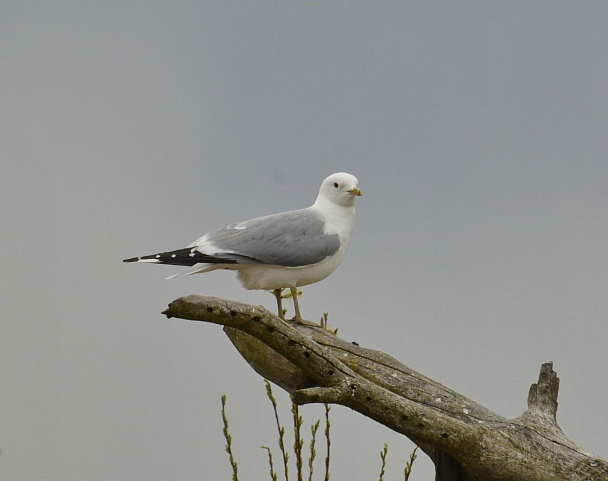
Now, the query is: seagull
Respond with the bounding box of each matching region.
[124,172,362,321]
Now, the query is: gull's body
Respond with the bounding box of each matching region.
[124,172,362,320]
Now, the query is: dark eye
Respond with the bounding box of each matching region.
[333,182,339,188]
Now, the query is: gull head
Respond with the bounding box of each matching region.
[316,172,362,208]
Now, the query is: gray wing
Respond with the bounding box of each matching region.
[200,209,341,267]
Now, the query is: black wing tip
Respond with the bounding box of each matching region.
[123,248,244,266]
[122,248,203,266]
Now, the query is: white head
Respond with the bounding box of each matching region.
[315,172,362,208]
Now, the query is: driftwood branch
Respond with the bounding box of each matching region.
[163,295,608,481]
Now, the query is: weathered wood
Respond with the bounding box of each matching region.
[163,295,608,481]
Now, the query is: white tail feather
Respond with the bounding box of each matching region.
[166,264,213,280]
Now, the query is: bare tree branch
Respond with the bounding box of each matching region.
[163,295,608,481]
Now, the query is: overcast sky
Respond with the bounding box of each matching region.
[2,2,607,480]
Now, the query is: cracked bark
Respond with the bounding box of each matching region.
[163,295,608,481]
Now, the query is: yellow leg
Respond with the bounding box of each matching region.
[272,289,285,320]
[290,286,303,321]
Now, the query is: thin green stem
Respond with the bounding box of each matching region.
[262,446,279,481]
[307,420,320,481]
[378,444,388,481]
[221,395,239,481]
[265,380,289,481]
[403,446,418,481]
[292,403,304,481]
[324,404,331,481]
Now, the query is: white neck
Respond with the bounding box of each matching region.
[309,198,357,241]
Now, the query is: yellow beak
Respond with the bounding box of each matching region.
[348,187,363,197]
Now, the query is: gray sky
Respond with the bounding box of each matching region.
[2,2,607,480]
